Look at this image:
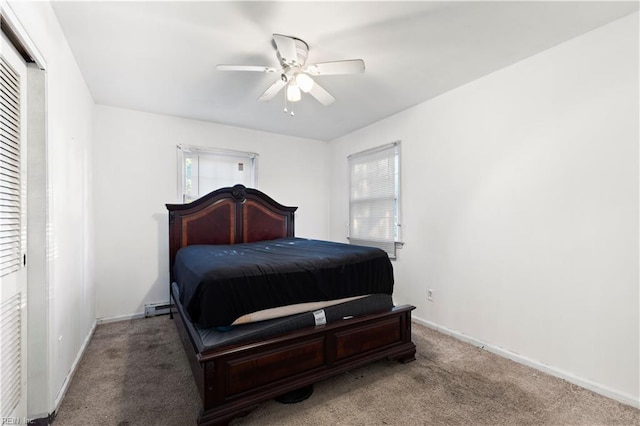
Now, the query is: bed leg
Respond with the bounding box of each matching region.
[398,354,416,364]
[275,384,314,404]
[390,346,417,364]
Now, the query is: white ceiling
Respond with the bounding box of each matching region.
[51,1,638,141]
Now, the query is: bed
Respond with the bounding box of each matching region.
[166,184,416,425]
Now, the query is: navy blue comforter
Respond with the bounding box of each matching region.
[173,238,394,327]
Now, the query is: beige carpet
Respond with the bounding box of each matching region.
[53,316,639,425]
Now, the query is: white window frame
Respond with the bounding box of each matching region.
[348,141,402,258]
[177,145,258,203]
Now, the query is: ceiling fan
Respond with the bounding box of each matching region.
[216,34,365,111]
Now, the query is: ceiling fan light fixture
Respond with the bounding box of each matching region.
[287,82,301,102]
[217,34,363,107]
[295,73,315,93]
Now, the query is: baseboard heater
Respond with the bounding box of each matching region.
[144,302,172,318]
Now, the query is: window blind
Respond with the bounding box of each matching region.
[0,56,22,277]
[348,142,400,258]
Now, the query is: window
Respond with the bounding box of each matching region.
[348,142,401,258]
[178,145,257,203]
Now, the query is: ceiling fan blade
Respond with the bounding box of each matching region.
[216,65,277,73]
[308,82,335,106]
[273,34,298,65]
[305,59,365,76]
[258,77,287,102]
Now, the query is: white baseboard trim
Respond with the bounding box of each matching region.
[96,312,145,325]
[53,313,151,411]
[53,320,97,411]
[412,316,640,409]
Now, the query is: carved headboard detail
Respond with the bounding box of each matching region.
[166,184,297,282]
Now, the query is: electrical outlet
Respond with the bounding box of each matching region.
[427,289,434,301]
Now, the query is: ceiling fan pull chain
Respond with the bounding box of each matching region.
[283,89,288,113]
[283,86,295,116]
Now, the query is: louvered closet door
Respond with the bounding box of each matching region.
[0,31,28,420]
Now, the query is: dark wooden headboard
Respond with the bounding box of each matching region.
[166,184,297,283]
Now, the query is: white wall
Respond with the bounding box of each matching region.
[92,106,328,320]
[6,0,95,416]
[329,13,639,405]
